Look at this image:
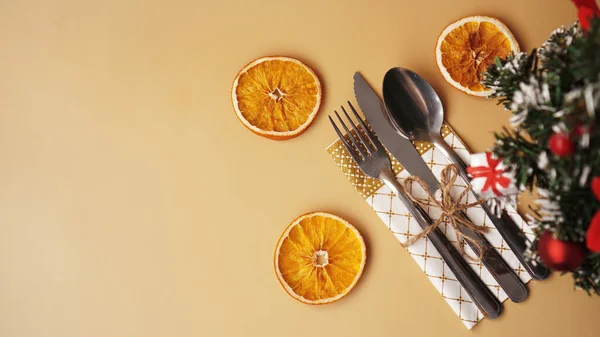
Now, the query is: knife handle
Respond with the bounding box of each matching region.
[431,133,550,281]
[457,212,528,303]
[379,169,502,319]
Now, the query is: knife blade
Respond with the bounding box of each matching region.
[353,71,529,303]
[353,72,439,191]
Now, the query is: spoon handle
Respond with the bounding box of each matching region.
[430,133,470,183]
[431,133,550,280]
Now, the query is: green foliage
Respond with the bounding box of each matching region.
[482,51,536,109]
[570,18,600,83]
[482,17,600,295]
[573,254,600,291]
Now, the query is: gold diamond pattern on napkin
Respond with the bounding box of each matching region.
[327,124,532,329]
[327,125,452,199]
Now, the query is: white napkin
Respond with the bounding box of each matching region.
[328,128,533,329]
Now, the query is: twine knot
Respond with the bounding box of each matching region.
[400,164,487,261]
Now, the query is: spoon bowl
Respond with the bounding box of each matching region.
[383,67,469,179]
[382,68,443,142]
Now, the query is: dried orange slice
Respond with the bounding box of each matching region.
[435,16,519,96]
[274,212,366,304]
[231,57,322,140]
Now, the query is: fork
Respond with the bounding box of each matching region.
[329,102,502,319]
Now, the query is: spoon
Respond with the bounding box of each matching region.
[382,67,550,281]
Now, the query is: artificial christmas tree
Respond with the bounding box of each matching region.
[480,2,600,294]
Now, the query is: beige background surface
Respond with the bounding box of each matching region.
[1,0,598,336]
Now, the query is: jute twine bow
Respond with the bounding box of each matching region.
[400,164,488,261]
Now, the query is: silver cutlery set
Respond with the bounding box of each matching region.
[329,69,550,318]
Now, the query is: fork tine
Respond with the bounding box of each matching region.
[334,111,367,158]
[329,116,362,163]
[341,105,372,154]
[347,101,384,150]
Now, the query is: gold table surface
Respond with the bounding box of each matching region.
[0,0,598,336]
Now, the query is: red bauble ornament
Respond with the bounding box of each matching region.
[587,211,600,253]
[571,0,600,31]
[591,176,600,201]
[538,231,586,271]
[548,132,575,157]
[574,124,589,136]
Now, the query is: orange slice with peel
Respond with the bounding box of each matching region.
[274,212,366,304]
[435,16,519,96]
[231,56,322,140]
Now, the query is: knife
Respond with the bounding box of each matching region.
[353,74,439,192]
[353,71,529,303]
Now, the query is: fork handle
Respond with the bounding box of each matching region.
[380,169,502,319]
